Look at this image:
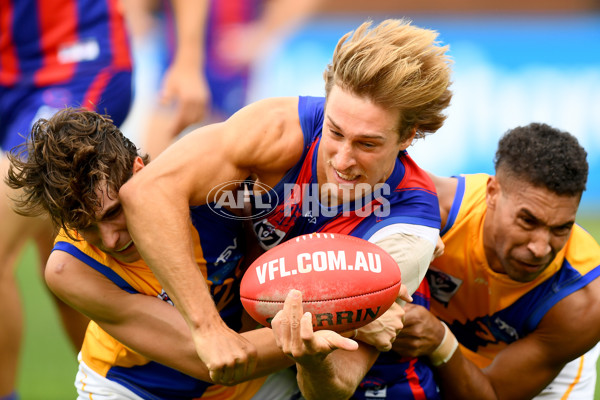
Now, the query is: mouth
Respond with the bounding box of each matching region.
[334,168,360,183]
[116,240,134,253]
[515,259,546,273]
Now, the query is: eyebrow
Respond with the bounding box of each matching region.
[520,208,575,229]
[97,203,122,221]
[326,116,386,140]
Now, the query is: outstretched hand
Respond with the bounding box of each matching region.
[271,289,359,369]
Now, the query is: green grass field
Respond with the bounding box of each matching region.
[14,215,600,399]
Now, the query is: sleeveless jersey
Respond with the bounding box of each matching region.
[0,0,131,87]
[53,205,265,400]
[0,0,133,151]
[251,96,442,399]
[251,96,441,249]
[428,174,600,397]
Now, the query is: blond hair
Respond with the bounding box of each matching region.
[324,19,453,142]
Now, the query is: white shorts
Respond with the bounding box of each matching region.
[535,341,600,399]
[75,353,301,400]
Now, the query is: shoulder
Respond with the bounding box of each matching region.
[426,172,458,227]
[536,276,600,361]
[225,97,306,181]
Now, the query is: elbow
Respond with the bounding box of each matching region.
[119,175,146,212]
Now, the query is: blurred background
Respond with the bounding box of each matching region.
[17,0,600,398]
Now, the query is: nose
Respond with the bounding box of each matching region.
[333,141,357,171]
[527,229,552,259]
[97,222,120,250]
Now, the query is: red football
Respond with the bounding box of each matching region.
[240,233,401,332]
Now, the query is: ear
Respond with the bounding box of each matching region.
[398,128,417,150]
[486,176,500,210]
[132,156,145,175]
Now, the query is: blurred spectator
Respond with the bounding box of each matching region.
[0,0,133,398]
[122,0,320,159]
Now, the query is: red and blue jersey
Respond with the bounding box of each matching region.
[0,0,131,87]
[251,96,441,249]
[0,0,133,151]
[251,96,441,399]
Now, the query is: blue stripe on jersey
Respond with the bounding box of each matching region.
[441,175,465,237]
[525,262,600,332]
[12,0,43,84]
[106,362,211,400]
[450,262,600,352]
[53,241,137,294]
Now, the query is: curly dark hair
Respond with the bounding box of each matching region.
[5,107,149,236]
[494,123,588,196]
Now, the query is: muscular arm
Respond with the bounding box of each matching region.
[45,250,294,381]
[394,281,600,399]
[118,97,303,381]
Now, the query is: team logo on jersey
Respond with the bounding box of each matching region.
[157,290,174,306]
[359,378,388,398]
[427,268,462,306]
[253,219,286,249]
[206,180,278,220]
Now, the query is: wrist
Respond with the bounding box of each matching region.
[428,322,458,367]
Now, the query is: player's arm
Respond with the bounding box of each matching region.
[118,97,303,383]
[45,249,294,382]
[272,290,392,400]
[394,280,600,399]
[476,278,600,399]
[160,0,210,134]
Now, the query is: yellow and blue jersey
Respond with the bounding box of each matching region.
[53,204,266,400]
[428,173,600,368]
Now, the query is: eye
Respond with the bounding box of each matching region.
[552,224,573,237]
[518,216,537,229]
[103,205,123,220]
[360,142,376,149]
[330,129,343,138]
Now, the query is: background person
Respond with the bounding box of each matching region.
[0,1,132,397]
[122,0,320,158]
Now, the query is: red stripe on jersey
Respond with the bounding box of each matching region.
[82,67,111,110]
[106,0,131,69]
[34,0,78,85]
[395,154,437,196]
[0,0,19,85]
[216,0,245,26]
[405,358,427,400]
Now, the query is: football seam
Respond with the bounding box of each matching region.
[240,281,401,304]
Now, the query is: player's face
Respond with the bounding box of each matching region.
[483,175,580,282]
[78,157,145,263]
[318,85,414,206]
